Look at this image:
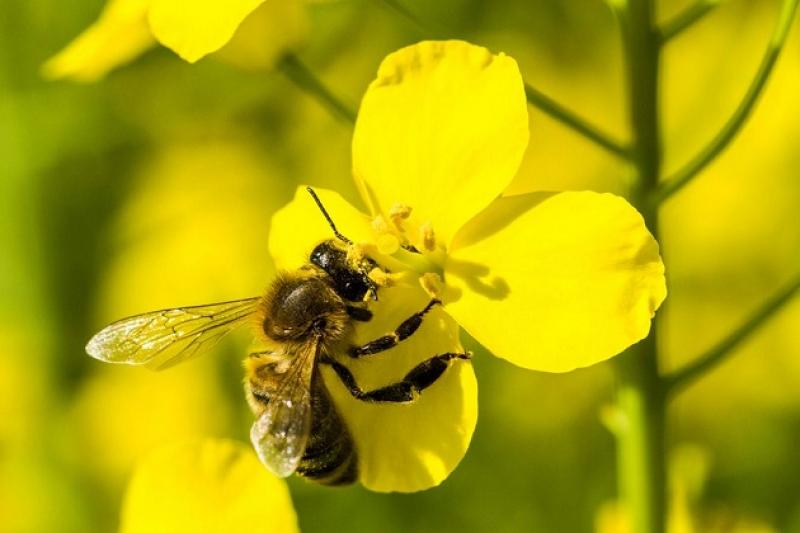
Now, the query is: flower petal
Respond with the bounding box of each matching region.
[352,40,529,247]
[269,186,375,271]
[120,439,298,533]
[321,282,477,492]
[444,191,666,372]
[148,0,266,63]
[42,0,155,82]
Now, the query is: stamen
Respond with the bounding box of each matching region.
[372,211,405,254]
[420,222,436,252]
[389,204,413,231]
[346,242,373,267]
[368,267,395,288]
[419,272,444,299]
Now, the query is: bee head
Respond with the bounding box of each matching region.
[310,240,376,302]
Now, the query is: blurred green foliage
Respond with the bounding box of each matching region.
[1,0,799,532]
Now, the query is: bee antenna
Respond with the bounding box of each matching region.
[306,187,353,245]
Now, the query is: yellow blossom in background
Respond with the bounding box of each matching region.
[0,327,70,533]
[68,364,232,489]
[120,439,298,533]
[268,40,665,492]
[43,0,308,81]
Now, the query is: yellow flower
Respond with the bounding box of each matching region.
[120,439,298,533]
[43,0,308,81]
[269,40,666,492]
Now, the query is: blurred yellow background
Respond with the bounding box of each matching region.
[1,0,798,531]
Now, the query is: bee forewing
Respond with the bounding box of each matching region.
[85,297,261,370]
[249,343,316,477]
[250,397,312,477]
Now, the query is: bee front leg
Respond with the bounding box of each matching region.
[321,351,470,403]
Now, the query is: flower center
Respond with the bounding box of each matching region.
[368,203,446,284]
[376,203,445,254]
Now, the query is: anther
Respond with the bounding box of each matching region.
[389,204,413,230]
[419,272,444,299]
[368,267,395,288]
[420,222,436,252]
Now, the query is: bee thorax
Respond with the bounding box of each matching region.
[261,275,348,343]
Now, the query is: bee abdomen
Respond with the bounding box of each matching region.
[298,451,357,486]
[298,376,358,486]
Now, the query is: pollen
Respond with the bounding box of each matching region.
[371,211,406,254]
[388,203,413,230]
[419,272,444,299]
[420,222,436,252]
[350,242,382,269]
[368,267,396,288]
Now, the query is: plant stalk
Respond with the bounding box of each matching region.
[659,0,719,42]
[653,0,800,205]
[666,273,800,396]
[615,1,667,532]
[279,53,357,125]
[524,83,630,158]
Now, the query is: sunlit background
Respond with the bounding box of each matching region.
[2,0,799,531]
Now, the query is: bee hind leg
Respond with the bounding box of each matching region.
[321,351,470,403]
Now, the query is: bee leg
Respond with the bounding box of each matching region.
[361,257,381,301]
[346,306,373,322]
[321,351,470,403]
[348,299,441,357]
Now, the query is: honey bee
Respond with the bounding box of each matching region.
[86,188,470,486]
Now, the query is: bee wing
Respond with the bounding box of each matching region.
[85,297,261,370]
[250,341,318,478]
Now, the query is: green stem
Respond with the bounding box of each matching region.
[652,0,800,205]
[659,0,719,42]
[279,53,357,125]
[665,273,800,396]
[524,83,630,158]
[615,1,666,532]
[615,336,666,533]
